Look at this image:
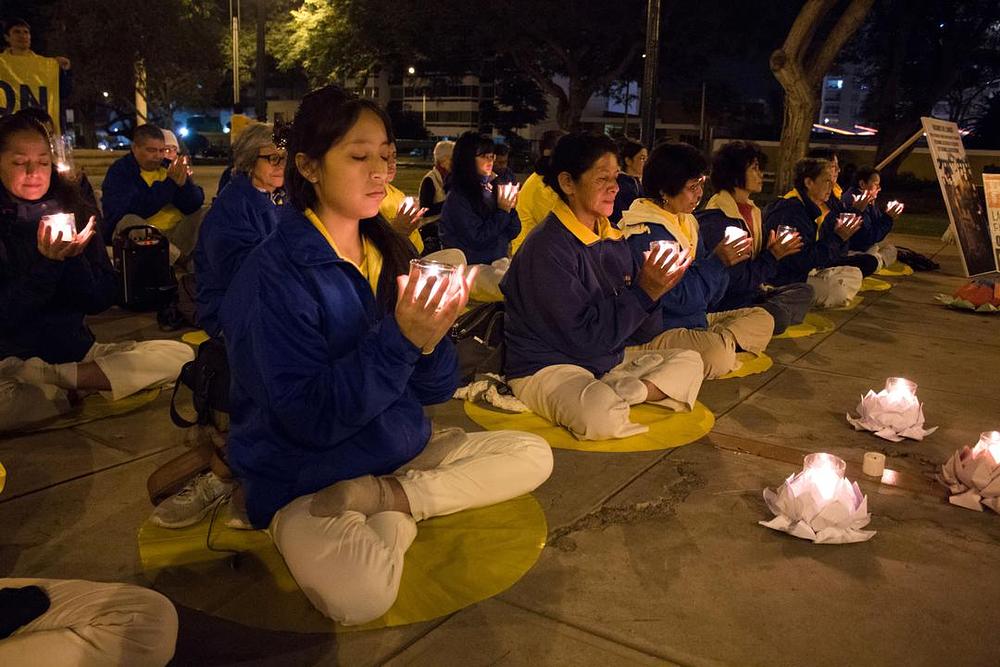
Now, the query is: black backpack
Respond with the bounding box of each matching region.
[113,225,177,310]
[450,302,505,383]
[170,337,230,427]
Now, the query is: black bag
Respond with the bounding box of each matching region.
[170,337,230,427]
[896,246,940,272]
[113,225,177,310]
[450,302,505,383]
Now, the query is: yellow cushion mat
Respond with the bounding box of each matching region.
[829,295,865,311]
[28,388,161,432]
[181,330,210,346]
[773,313,836,339]
[0,462,6,495]
[138,493,546,633]
[877,262,913,277]
[718,352,773,379]
[861,276,892,292]
[464,400,714,453]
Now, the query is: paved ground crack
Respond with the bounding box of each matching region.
[548,465,707,552]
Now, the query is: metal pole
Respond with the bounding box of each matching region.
[699,81,706,146]
[256,0,266,120]
[639,0,661,145]
[875,127,925,171]
[623,80,630,135]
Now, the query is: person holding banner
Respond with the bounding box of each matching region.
[0,111,192,432]
[100,124,206,262]
[218,85,552,625]
[0,19,71,128]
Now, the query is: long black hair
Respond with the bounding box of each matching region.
[286,84,414,313]
[450,131,495,216]
[0,110,97,224]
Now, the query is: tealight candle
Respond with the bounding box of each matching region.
[648,239,679,264]
[776,224,796,244]
[723,226,749,244]
[884,377,918,409]
[41,213,76,241]
[497,183,519,201]
[398,196,417,216]
[837,212,861,228]
[802,452,846,502]
[972,431,1000,466]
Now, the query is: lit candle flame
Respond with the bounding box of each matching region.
[648,239,679,264]
[41,213,76,241]
[802,453,846,502]
[724,226,749,244]
[972,431,1000,465]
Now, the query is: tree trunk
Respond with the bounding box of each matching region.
[776,93,818,193]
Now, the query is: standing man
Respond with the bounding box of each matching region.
[1,18,72,126]
[101,124,205,261]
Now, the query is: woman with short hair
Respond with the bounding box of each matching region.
[503,132,704,441]
[841,165,902,269]
[696,140,813,334]
[619,142,775,379]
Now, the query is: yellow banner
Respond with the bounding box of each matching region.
[0,53,61,133]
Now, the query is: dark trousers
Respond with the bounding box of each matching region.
[756,283,815,335]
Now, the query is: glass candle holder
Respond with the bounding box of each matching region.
[884,377,918,408]
[410,258,460,305]
[802,452,847,502]
[648,239,679,263]
[777,224,796,243]
[972,431,1000,466]
[723,226,749,244]
[40,213,76,241]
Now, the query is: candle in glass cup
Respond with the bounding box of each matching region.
[410,258,460,306]
[723,226,749,244]
[398,196,417,216]
[777,224,796,243]
[498,183,519,201]
[51,134,74,174]
[648,239,679,264]
[41,213,76,241]
[972,431,1000,465]
[801,452,846,501]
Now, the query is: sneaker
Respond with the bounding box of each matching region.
[151,472,234,529]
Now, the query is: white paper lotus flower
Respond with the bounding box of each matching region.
[846,377,938,442]
[938,431,1000,514]
[760,453,876,544]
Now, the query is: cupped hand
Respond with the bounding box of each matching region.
[395,264,479,353]
[638,246,693,301]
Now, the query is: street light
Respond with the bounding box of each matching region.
[407,66,416,75]
[102,91,109,98]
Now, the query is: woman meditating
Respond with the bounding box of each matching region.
[0,110,193,432]
[220,85,552,626]
[696,140,813,335]
[502,132,704,441]
[619,142,775,379]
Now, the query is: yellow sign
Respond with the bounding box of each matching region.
[0,53,61,133]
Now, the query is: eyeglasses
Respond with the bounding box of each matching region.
[686,176,707,193]
[257,153,287,167]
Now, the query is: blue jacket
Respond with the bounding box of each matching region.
[439,181,521,265]
[762,190,848,285]
[501,201,660,380]
[696,192,778,312]
[0,190,116,363]
[99,153,205,240]
[610,173,643,224]
[220,208,458,528]
[842,186,894,251]
[619,202,729,337]
[194,174,282,338]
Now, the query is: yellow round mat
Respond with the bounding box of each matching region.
[718,352,773,379]
[773,313,835,339]
[138,494,547,633]
[28,388,161,432]
[829,295,865,311]
[860,276,892,292]
[0,462,6,494]
[181,330,210,346]
[464,400,714,453]
[877,262,913,277]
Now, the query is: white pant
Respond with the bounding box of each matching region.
[0,578,178,667]
[865,242,898,270]
[269,428,553,626]
[422,248,508,302]
[509,348,705,440]
[0,340,193,432]
[807,266,864,308]
[630,307,775,379]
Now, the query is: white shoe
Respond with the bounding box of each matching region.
[151,472,234,529]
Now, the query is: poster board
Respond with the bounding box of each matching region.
[984,173,1000,273]
[921,116,995,276]
[0,53,61,133]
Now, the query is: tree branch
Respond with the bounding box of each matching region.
[806,0,876,84]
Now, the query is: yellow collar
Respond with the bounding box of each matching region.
[304,208,382,294]
[783,189,829,238]
[551,198,623,246]
[619,198,699,251]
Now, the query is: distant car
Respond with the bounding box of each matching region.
[177,115,228,157]
[96,133,131,151]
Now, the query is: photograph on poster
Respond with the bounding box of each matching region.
[922,117,995,276]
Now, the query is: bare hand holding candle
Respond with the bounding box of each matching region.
[714,226,753,266]
[396,259,478,353]
[768,226,803,260]
[391,196,428,237]
[939,431,1000,513]
[496,183,519,213]
[834,212,863,240]
[760,453,876,544]
[37,213,97,261]
[846,377,938,442]
[639,241,691,301]
[885,200,905,218]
